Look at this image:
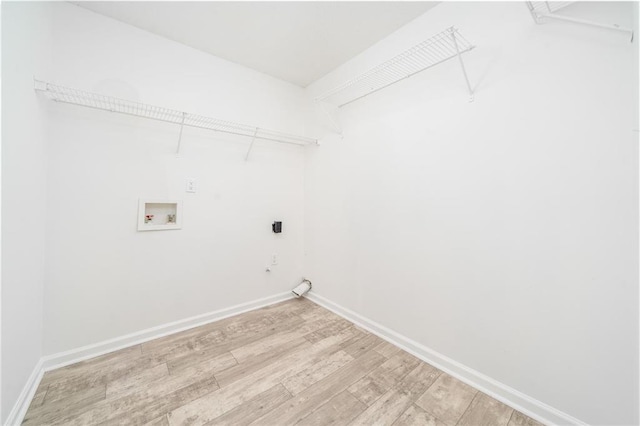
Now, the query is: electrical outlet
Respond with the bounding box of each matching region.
[271,254,278,265]
[186,178,197,193]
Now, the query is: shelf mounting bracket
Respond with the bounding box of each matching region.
[450,27,474,103]
[245,128,259,161]
[176,112,186,155]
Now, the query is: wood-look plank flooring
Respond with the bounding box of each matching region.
[23,298,545,426]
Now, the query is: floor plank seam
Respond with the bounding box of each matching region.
[409,369,440,402]
[506,405,516,425]
[280,381,295,398]
[454,390,480,426]
[228,351,240,369]
[39,384,51,406]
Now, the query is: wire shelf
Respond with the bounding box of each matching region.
[526,1,633,41]
[315,27,475,107]
[34,79,318,147]
[528,1,574,14]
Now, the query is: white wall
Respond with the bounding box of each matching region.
[3,2,638,425]
[40,3,311,355]
[1,2,52,421]
[305,2,638,425]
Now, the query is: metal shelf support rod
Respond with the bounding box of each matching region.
[245,128,259,161]
[176,112,186,155]
[317,101,343,135]
[450,28,474,102]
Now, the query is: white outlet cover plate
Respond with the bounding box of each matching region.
[186,178,197,193]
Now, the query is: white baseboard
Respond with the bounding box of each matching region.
[6,291,293,425]
[305,292,586,426]
[4,358,45,426]
[7,290,585,426]
[42,291,294,371]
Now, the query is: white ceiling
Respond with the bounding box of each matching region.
[73,2,438,87]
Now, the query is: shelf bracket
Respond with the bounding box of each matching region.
[540,12,634,42]
[525,2,634,42]
[176,112,186,155]
[245,128,259,161]
[316,100,343,135]
[450,28,474,102]
[526,2,541,23]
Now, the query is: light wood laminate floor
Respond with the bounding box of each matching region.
[24,298,545,426]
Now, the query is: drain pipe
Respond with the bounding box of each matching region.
[292,279,312,298]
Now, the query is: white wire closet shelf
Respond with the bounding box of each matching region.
[528,1,573,14]
[526,1,634,41]
[315,27,475,107]
[34,80,318,152]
